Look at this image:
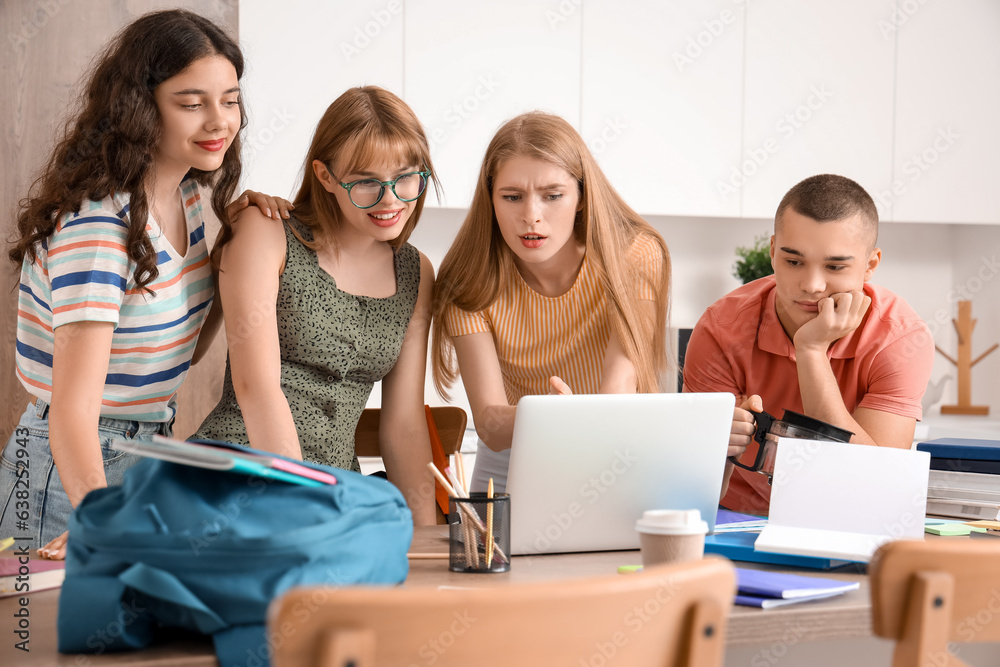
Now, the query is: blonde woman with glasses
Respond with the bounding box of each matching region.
[196,86,438,525]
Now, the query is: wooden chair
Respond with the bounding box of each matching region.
[870,539,1000,667]
[353,406,466,459]
[355,406,467,524]
[270,557,735,667]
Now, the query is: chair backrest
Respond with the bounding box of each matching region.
[354,406,467,458]
[869,538,1000,667]
[270,556,735,667]
[355,406,467,524]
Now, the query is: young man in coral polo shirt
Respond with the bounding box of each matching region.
[683,174,934,515]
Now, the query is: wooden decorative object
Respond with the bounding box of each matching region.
[935,301,998,416]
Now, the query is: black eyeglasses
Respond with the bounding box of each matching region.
[337,170,431,209]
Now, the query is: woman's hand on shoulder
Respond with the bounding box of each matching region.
[227,189,294,221]
[217,200,288,273]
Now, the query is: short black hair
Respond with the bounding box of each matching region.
[775,174,878,248]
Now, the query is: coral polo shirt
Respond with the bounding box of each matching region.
[683,275,934,515]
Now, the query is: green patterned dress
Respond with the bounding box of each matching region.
[195,216,421,471]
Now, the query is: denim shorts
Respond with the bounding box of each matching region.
[0,400,173,549]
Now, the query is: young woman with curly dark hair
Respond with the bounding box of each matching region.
[0,9,286,559]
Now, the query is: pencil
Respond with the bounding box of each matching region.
[454,452,467,494]
[407,552,450,560]
[426,462,457,497]
[486,477,494,568]
[445,467,466,498]
[428,462,481,565]
[467,520,475,567]
[0,537,14,553]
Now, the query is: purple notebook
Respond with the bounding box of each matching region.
[735,567,859,599]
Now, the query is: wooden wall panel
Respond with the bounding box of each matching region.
[1,0,238,441]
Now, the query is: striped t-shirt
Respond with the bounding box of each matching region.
[15,178,214,422]
[444,234,664,403]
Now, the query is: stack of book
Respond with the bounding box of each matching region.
[917,439,1000,521]
[733,568,860,608]
[0,557,65,598]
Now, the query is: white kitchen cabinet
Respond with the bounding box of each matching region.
[580,0,744,218]
[241,0,405,198]
[741,0,896,220]
[404,0,581,208]
[892,0,1000,224]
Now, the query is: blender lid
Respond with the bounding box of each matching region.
[780,410,854,442]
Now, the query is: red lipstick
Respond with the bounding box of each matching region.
[196,139,225,152]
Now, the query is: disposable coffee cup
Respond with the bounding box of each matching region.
[635,509,708,567]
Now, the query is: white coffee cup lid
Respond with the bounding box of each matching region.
[635,509,708,536]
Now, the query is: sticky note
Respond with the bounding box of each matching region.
[925,523,986,536]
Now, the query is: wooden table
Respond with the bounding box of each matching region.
[1,527,873,665]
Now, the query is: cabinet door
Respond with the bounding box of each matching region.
[241,0,405,198]
[893,0,1000,224]
[741,0,896,220]
[581,0,744,217]
[405,0,581,209]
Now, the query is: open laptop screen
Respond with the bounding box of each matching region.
[506,393,733,555]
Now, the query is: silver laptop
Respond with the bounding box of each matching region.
[506,393,733,555]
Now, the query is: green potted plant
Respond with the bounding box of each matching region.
[733,234,774,284]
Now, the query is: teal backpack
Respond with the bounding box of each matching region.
[57,445,412,667]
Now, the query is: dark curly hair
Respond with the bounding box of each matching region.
[8,9,245,291]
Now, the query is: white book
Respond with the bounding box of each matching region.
[754,438,930,563]
[928,469,1000,493]
[927,487,1000,504]
[926,498,1000,521]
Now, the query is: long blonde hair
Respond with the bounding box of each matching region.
[431,111,670,398]
[290,86,437,249]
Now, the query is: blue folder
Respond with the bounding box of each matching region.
[917,438,1000,460]
[917,438,1000,475]
[704,532,855,570]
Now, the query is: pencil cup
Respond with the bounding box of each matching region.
[448,493,510,573]
[635,509,708,567]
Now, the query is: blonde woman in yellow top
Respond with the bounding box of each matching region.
[431,112,671,492]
